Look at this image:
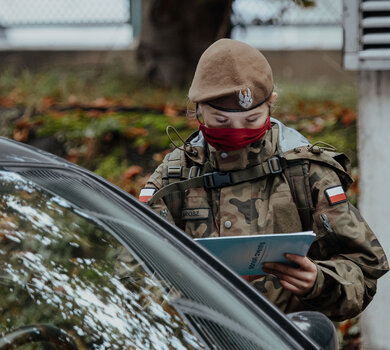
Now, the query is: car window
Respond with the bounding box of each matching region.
[0,169,302,349]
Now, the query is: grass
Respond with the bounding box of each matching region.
[0,66,189,109]
[276,80,357,110]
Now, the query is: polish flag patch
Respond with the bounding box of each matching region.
[139,188,156,203]
[325,186,347,206]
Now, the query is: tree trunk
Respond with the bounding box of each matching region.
[137,0,233,87]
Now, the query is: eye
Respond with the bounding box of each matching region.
[216,118,228,123]
[246,117,258,123]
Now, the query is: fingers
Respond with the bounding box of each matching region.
[263,254,316,276]
[279,279,306,295]
[285,254,315,271]
[263,255,317,295]
[263,265,314,295]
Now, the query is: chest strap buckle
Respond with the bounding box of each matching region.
[167,166,182,178]
[203,172,232,189]
[188,166,200,179]
[267,157,282,174]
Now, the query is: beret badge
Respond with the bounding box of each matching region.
[238,88,253,109]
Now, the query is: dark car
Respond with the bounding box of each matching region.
[0,137,338,350]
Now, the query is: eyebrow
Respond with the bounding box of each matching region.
[211,112,229,117]
[245,113,260,118]
[211,112,261,118]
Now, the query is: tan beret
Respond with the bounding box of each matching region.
[188,39,273,112]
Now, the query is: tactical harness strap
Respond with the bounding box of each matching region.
[149,156,283,205]
[282,159,314,230]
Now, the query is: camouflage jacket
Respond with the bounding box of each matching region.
[144,119,388,321]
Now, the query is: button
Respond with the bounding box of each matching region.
[224,220,232,229]
[220,152,228,159]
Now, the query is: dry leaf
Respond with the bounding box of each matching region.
[121,165,143,180]
[341,111,357,126]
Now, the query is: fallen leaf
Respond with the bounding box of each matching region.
[164,103,179,117]
[15,117,31,129]
[137,141,151,155]
[339,319,353,336]
[53,285,66,294]
[90,97,114,108]
[86,109,104,118]
[121,165,143,180]
[341,111,357,126]
[67,149,80,164]
[40,96,56,110]
[125,127,148,137]
[281,114,298,123]
[68,94,78,104]
[349,175,359,194]
[0,96,16,107]
[13,128,29,142]
[152,149,170,162]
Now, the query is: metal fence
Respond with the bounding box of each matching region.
[0,0,130,27]
[0,0,341,28]
[232,0,342,26]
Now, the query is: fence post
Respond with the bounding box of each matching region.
[129,0,142,41]
[0,21,6,40]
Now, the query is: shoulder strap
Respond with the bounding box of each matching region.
[282,146,354,231]
[283,159,314,231]
[160,149,189,229]
[283,147,353,190]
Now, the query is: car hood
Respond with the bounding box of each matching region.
[0,137,71,166]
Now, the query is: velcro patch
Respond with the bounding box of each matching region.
[182,208,210,220]
[325,186,347,206]
[139,188,156,203]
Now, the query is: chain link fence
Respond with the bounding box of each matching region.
[232,0,342,26]
[0,0,341,28]
[0,0,130,26]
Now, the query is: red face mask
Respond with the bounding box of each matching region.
[198,117,271,151]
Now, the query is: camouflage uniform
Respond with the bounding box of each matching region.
[144,119,389,321]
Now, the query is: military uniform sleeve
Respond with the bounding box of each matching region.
[142,157,175,225]
[299,162,389,320]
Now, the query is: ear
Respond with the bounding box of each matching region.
[269,92,278,104]
[197,103,207,125]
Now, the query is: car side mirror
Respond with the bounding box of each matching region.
[287,311,339,350]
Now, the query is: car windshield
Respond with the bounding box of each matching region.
[0,168,297,350]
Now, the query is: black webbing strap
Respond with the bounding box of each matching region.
[148,156,283,206]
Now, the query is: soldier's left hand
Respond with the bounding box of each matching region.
[262,254,317,296]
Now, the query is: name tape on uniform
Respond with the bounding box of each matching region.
[325,186,347,206]
[182,208,210,220]
[139,188,156,203]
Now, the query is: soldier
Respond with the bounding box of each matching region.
[140,39,388,321]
